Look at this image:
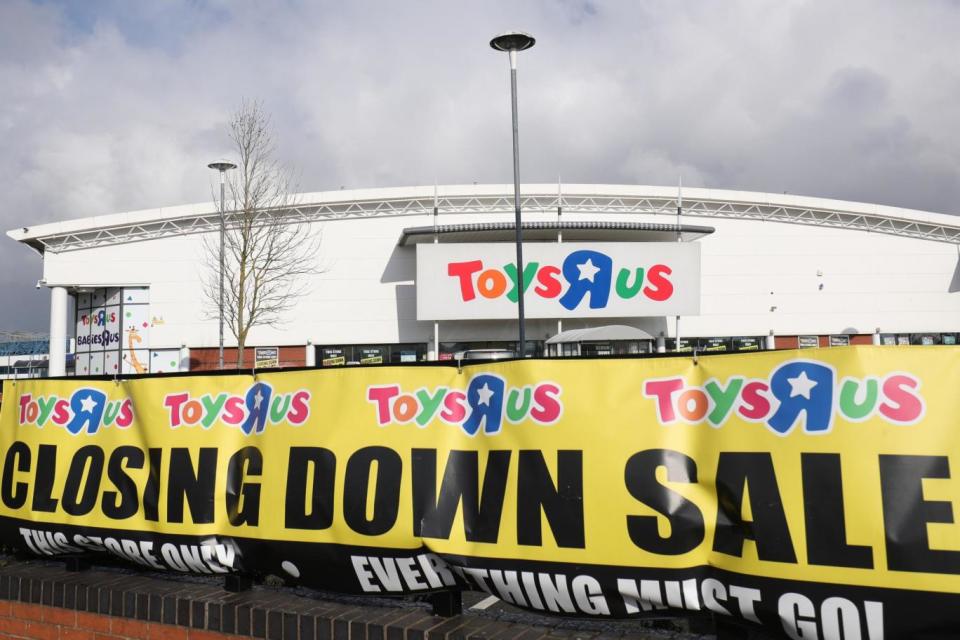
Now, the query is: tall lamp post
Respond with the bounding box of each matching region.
[490,31,535,357]
[207,160,237,369]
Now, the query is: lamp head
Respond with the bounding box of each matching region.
[207,160,237,172]
[490,32,535,52]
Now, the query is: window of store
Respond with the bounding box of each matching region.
[698,337,731,352]
[74,287,151,375]
[667,337,749,353]
[439,340,542,360]
[733,337,763,351]
[356,346,385,364]
[390,344,425,364]
[559,343,579,357]
[579,340,652,357]
[666,338,694,353]
[876,333,956,346]
[319,347,346,366]
[316,343,428,366]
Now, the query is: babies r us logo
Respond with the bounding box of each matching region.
[367,374,562,436]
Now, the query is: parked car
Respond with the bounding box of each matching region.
[457,349,518,362]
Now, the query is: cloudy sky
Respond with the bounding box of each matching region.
[2,0,959,332]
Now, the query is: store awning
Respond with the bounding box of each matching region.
[546,325,656,344]
[399,221,714,246]
[11,359,48,368]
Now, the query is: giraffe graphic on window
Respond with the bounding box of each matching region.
[127,326,147,374]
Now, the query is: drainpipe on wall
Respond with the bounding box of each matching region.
[48,286,68,377]
[431,184,441,362]
[765,331,776,351]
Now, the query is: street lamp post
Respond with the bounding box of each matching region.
[490,31,535,358]
[207,160,237,369]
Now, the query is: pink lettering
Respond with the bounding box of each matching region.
[530,384,562,423]
[737,381,771,421]
[287,391,310,425]
[879,375,924,424]
[18,395,31,424]
[116,399,134,428]
[440,391,467,424]
[52,399,70,425]
[367,385,401,425]
[222,397,245,425]
[163,392,189,427]
[643,379,685,423]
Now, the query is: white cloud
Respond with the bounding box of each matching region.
[1,0,959,330]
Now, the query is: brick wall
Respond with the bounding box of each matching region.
[189,347,307,372]
[0,601,234,640]
[772,334,873,350]
[0,562,597,640]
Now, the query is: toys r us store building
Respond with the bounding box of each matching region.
[7,184,960,377]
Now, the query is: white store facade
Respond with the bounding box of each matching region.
[7,184,960,377]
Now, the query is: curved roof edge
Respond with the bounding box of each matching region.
[7,184,960,252]
[399,221,714,245]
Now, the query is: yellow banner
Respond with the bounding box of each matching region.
[0,346,957,635]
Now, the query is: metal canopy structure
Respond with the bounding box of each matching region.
[398,220,715,245]
[9,185,960,254]
[546,325,656,344]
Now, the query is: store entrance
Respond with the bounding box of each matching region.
[438,340,543,360]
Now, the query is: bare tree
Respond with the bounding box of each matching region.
[204,100,320,368]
